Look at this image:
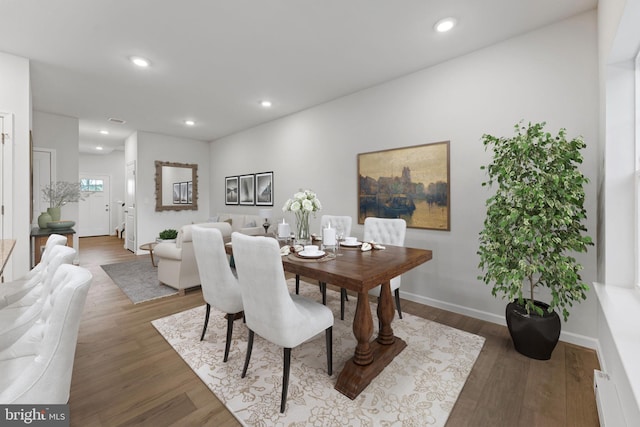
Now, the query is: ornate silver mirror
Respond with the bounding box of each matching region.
[155,160,198,211]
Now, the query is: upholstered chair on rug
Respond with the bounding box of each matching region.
[0,245,77,352]
[0,233,68,308]
[231,232,333,413]
[0,264,92,404]
[192,226,243,362]
[362,217,407,319]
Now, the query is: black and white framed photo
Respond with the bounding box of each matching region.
[187,181,193,204]
[239,174,255,205]
[173,183,180,204]
[255,171,273,206]
[225,176,239,205]
[180,182,188,203]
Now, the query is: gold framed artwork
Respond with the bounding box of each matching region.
[358,141,450,231]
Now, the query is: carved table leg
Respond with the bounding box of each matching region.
[376,280,395,345]
[353,291,374,366]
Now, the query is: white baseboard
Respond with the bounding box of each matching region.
[400,290,598,350]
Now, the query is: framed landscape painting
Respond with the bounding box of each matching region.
[239,174,255,205]
[255,171,273,206]
[357,141,450,231]
[225,176,239,205]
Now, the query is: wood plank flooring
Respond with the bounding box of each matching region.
[70,236,600,426]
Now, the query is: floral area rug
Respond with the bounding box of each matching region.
[151,279,485,426]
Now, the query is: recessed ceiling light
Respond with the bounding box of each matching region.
[130,56,150,67]
[96,146,103,151]
[434,17,457,33]
[99,130,109,135]
[184,120,195,126]
[260,100,272,108]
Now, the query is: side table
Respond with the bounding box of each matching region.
[139,242,158,267]
[30,227,75,268]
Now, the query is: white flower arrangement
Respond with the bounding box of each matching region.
[42,181,87,207]
[282,189,322,213]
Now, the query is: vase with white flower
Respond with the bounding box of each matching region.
[282,189,322,244]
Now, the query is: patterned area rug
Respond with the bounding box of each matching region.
[152,279,485,426]
[101,259,178,304]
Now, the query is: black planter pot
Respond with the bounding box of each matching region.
[505,300,561,360]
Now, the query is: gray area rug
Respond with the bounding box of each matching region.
[101,259,178,304]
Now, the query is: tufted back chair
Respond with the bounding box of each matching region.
[0,234,69,308]
[0,246,77,351]
[320,215,352,237]
[231,232,333,413]
[364,217,407,319]
[0,264,92,404]
[192,226,243,361]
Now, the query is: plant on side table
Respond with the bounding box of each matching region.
[157,229,178,243]
[478,121,593,360]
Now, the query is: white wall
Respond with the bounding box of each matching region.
[209,12,599,344]
[32,111,80,251]
[80,150,125,235]
[134,131,210,251]
[0,51,31,280]
[596,0,640,424]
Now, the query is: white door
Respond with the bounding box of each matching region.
[32,148,56,223]
[79,174,111,236]
[125,161,136,252]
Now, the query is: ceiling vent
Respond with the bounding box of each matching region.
[108,117,126,124]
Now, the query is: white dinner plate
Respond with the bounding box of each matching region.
[297,250,326,259]
[340,241,362,247]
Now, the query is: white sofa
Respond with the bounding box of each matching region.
[154,222,233,294]
[213,213,265,236]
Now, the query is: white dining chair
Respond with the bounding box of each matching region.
[0,264,93,404]
[192,226,243,362]
[0,245,77,352]
[361,217,407,319]
[231,232,333,413]
[0,234,68,308]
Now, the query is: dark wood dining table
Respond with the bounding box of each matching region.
[227,240,433,399]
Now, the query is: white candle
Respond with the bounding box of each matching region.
[278,222,291,238]
[323,226,336,246]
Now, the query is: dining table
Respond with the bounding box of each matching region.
[227,238,433,399]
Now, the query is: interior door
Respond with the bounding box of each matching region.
[125,161,136,252]
[79,174,111,236]
[31,148,55,223]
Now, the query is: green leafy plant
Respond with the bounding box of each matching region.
[159,229,178,240]
[477,121,593,321]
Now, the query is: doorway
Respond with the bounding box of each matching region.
[79,174,111,236]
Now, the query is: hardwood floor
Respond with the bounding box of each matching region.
[70,236,600,426]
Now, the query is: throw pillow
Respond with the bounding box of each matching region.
[224,218,232,226]
[245,220,256,227]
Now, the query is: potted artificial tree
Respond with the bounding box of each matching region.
[477,121,593,360]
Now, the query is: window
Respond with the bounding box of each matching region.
[80,178,104,192]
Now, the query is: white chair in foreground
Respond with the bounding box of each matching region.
[362,217,407,319]
[0,264,93,404]
[0,234,68,308]
[192,226,243,362]
[231,232,333,413]
[0,246,77,352]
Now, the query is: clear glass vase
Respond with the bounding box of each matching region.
[295,210,311,244]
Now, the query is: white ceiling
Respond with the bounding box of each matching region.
[1,0,597,154]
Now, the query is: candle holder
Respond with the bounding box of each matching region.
[258,209,272,235]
